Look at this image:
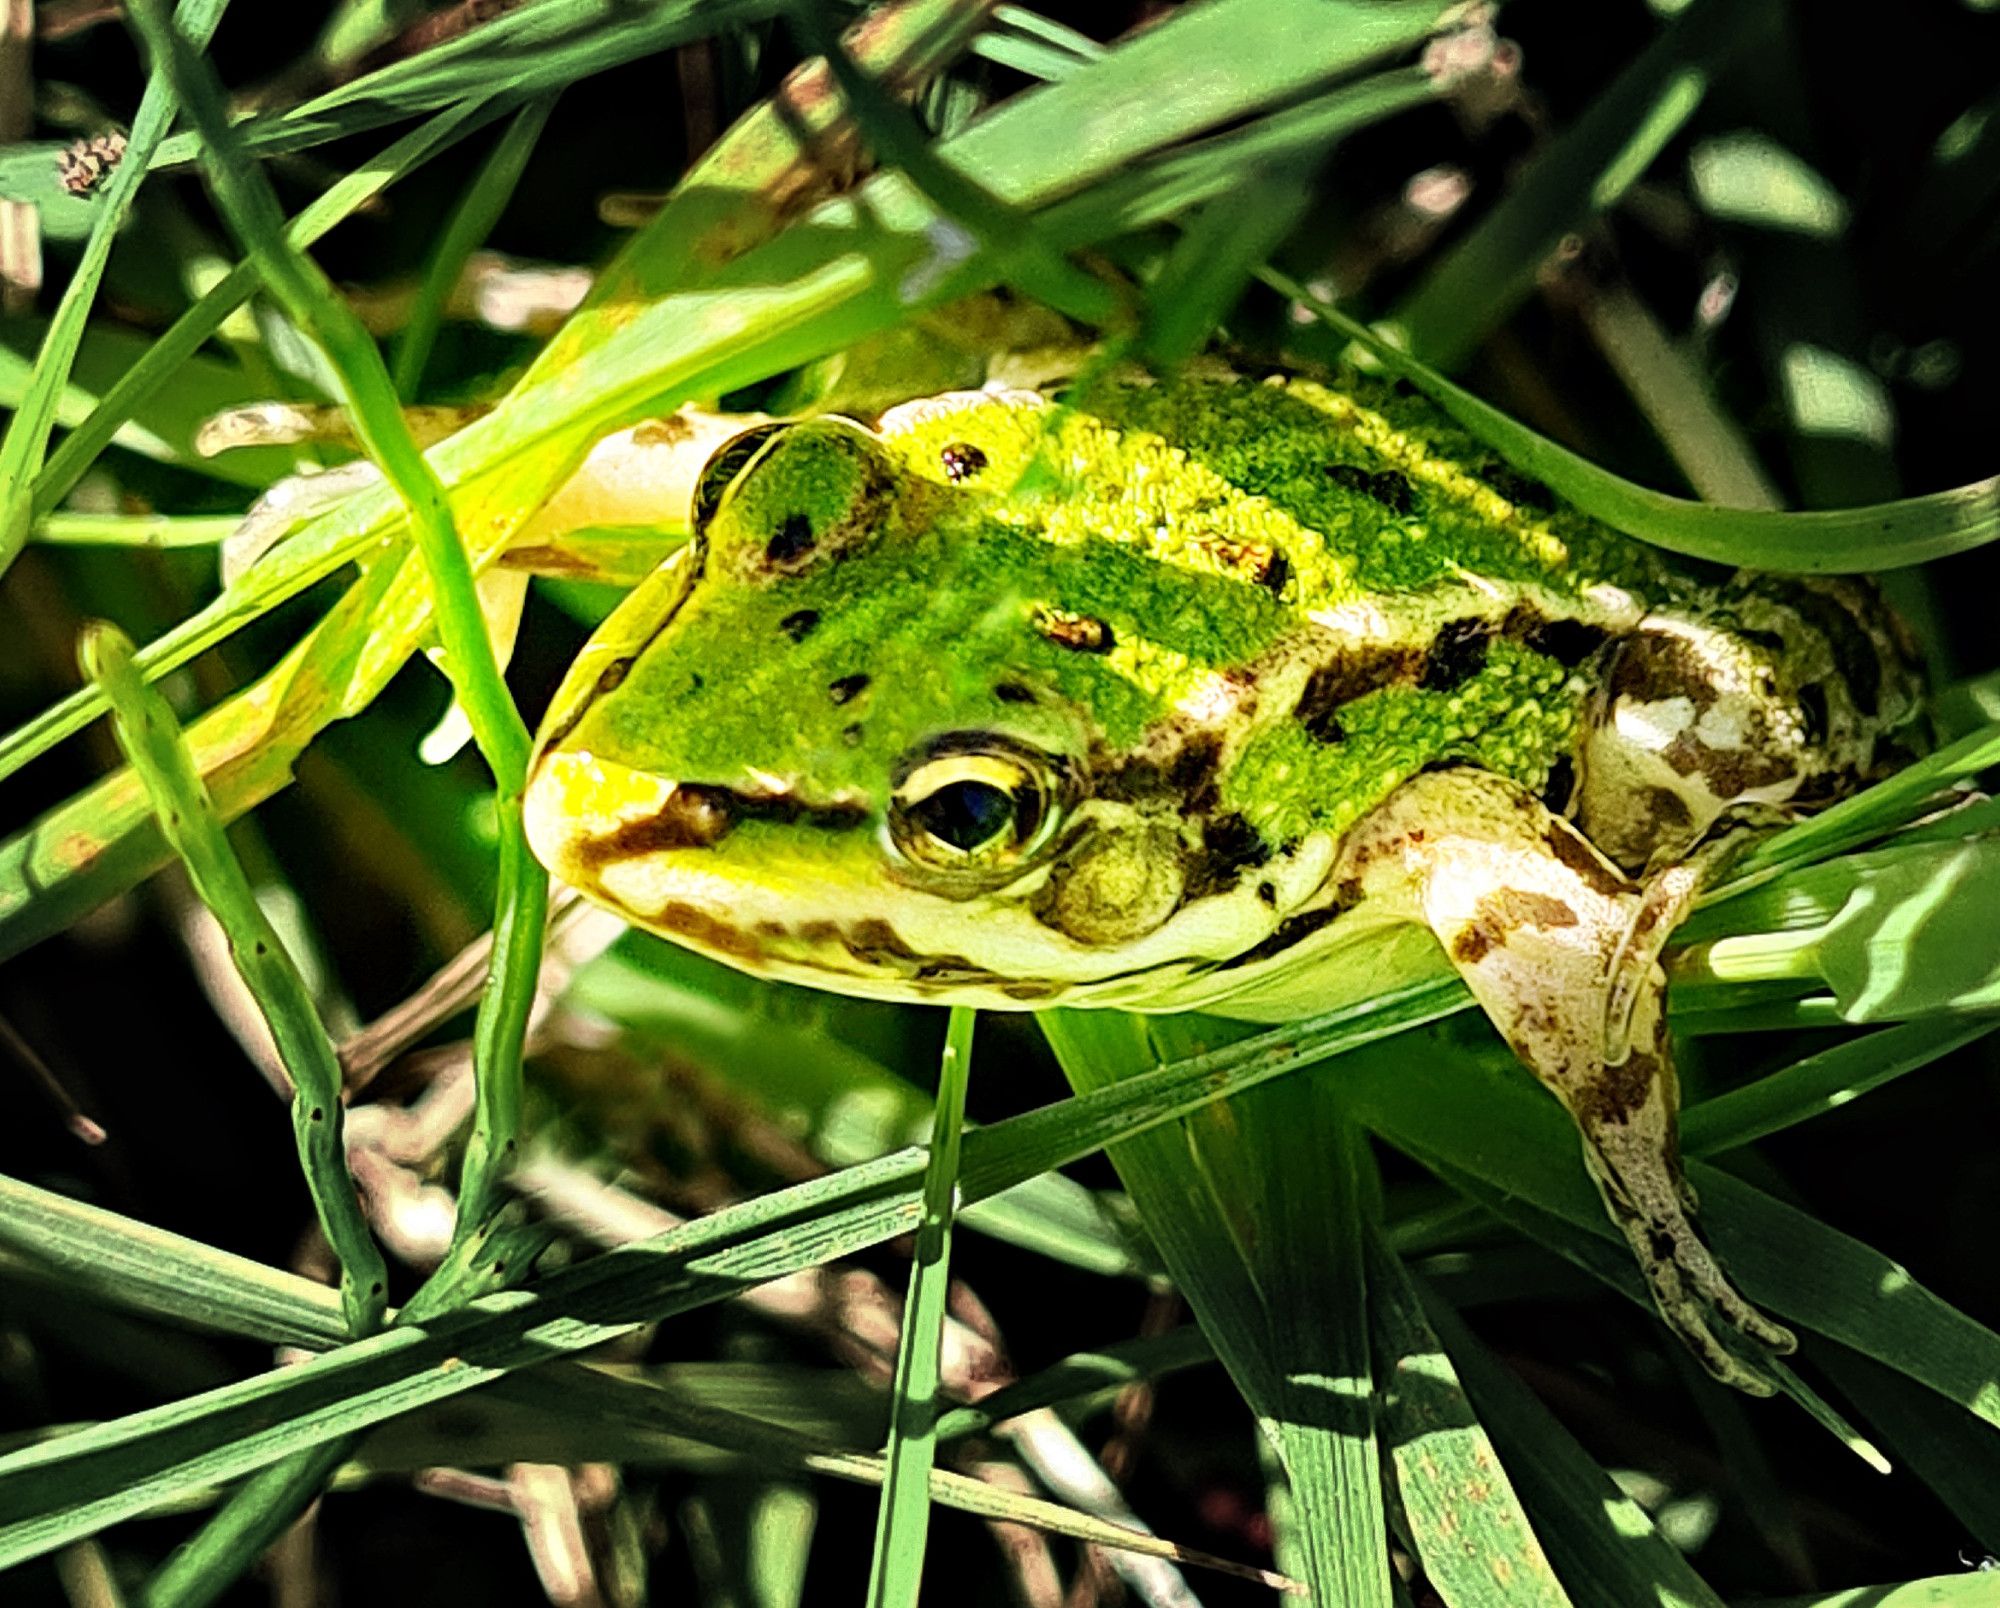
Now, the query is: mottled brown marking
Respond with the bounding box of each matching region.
[1609,632,1719,711]
[649,901,763,963]
[1451,887,1580,965]
[573,784,867,871]
[1575,1044,1664,1129]
[1033,607,1115,653]
[1659,730,1795,795]
[1227,904,1344,969]
[1098,732,1224,812]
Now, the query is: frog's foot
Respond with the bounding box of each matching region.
[1336,765,1796,1392]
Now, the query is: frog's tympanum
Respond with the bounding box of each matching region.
[524,371,1923,1392]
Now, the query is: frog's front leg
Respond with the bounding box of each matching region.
[1336,765,1795,1393]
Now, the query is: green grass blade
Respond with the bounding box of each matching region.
[0,1175,349,1349]
[1272,269,2000,572]
[1680,1017,1998,1154]
[392,97,555,400]
[1417,1292,1728,1607]
[864,1006,975,1607]
[79,624,387,1337]
[0,0,231,577]
[1365,1231,1571,1608]
[1043,1011,1394,1607]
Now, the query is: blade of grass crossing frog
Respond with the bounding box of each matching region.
[1043,1010,1395,1607]
[865,1006,975,1608]
[0,986,1472,1569]
[1386,0,1775,370]
[391,96,555,401]
[79,625,388,1338]
[0,0,232,578]
[0,6,1006,959]
[1363,1229,1572,1608]
[1333,1030,2000,1433]
[1272,270,2000,571]
[1416,1290,1730,1607]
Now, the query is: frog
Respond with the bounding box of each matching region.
[520,363,1925,1393]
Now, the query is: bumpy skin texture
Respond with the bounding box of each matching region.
[525,370,1924,1389]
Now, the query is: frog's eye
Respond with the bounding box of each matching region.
[888,735,1069,880]
[691,417,900,581]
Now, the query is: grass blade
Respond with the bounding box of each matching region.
[80,624,387,1337]
[865,1006,976,1606]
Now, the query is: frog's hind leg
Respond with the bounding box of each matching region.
[1336,765,1795,1393]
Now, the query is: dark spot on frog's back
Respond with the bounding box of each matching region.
[1510,611,1608,668]
[779,608,821,642]
[940,441,988,482]
[828,673,871,705]
[1481,462,1556,513]
[765,512,816,566]
[1033,607,1115,654]
[1419,618,1495,692]
[1293,650,1416,743]
[1324,462,1416,514]
[995,681,1036,705]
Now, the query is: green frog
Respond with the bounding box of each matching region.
[522,366,1924,1393]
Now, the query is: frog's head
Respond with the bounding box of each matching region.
[524,400,1323,1010]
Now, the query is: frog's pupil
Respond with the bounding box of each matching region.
[912,780,1016,852]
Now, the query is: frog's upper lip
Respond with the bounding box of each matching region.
[526,751,873,884]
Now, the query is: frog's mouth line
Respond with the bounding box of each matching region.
[565,782,869,872]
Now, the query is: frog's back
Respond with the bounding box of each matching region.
[877,370,1684,852]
